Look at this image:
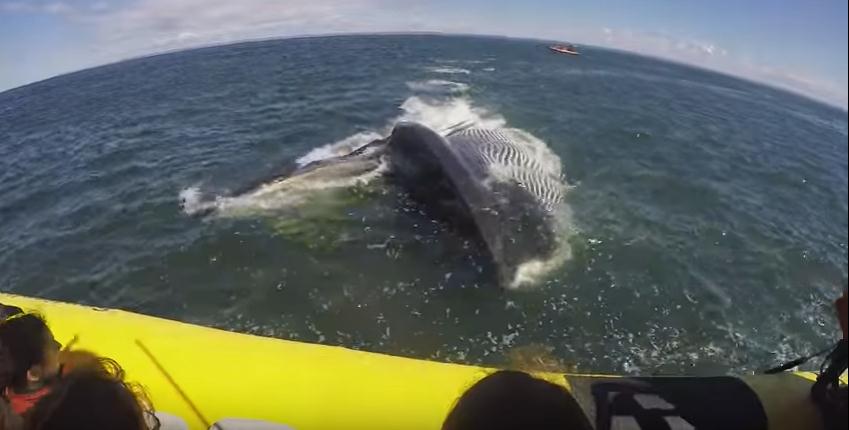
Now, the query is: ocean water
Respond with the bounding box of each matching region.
[1,35,847,375]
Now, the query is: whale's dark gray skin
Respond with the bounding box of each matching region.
[386,123,563,288]
[188,122,567,288]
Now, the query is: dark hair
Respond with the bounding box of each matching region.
[442,370,592,430]
[0,304,23,321]
[0,313,52,391]
[26,358,158,430]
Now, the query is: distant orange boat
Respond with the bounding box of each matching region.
[549,44,579,56]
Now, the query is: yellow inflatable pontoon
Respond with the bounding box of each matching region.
[0,293,834,430]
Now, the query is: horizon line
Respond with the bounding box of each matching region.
[1,31,847,112]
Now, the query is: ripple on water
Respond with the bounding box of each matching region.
[0,35,846,374]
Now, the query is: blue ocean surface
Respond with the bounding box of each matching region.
[1,35,847,374]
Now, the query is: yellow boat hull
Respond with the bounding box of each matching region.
[0,293,831,430]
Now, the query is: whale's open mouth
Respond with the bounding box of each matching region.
[182,121,571,289]
[386,123,570,289]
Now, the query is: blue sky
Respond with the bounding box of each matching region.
[1,0,847,107]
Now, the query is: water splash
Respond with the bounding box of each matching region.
[427,66,471,75]
[295,95,505,168]
[405,80,470,94]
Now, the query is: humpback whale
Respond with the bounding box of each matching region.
[182,122,570,289]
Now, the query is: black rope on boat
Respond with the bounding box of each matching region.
[136,339,212,429]
[761,342,838,374]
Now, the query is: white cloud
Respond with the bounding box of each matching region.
[748,65,848,108]
[1,0,75,14]
[594,28,728,62]
[0,1,29,12]
[89,1,108,12]
[585,27,846,108]
[43,1,71,14]
[1,1,846,108]
[82,0,406,59]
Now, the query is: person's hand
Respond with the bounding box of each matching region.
[836,290,847,340]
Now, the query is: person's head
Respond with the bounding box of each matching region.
[0,313,61,392]
[26,358,157,430]
[442,370,592,430]
[0,304,23,321]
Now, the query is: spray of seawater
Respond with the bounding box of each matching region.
[405,80,470,94]
[180,77,575,288]
[296,94,505,168]
[179,186,207,216]
[509,207,574,290]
